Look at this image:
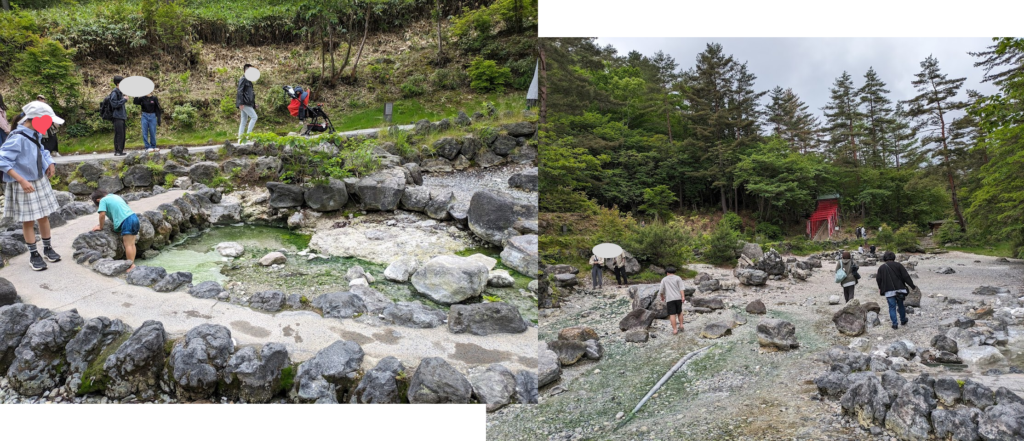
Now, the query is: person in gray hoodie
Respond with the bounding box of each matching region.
[236,63,258,143]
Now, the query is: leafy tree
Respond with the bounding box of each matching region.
[538,132,600,213]
[734,137,828,222]
[704,221,739,266]
[621,220,694,267]
[905,55,969,231]
[467,57,512,93]
[12,38,81,118]
[639,185,676,220]
[0,11,40,74]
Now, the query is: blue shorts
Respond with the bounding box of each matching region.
[118,214,140,236]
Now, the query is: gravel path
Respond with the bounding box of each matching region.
[487,250,1024,440]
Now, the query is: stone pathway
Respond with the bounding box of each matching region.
[1,189,536,373]
[52,124,415,164]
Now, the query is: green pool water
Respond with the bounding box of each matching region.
[142,225,538,322]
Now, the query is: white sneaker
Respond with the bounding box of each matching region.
[53,152,61,157]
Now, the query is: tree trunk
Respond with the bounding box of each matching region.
[319,24,326,90]
[665,110,673,143]
[329,21,336,84]
[538,43,547,125]
[350,6,370,79]
[436,1,443,60]
[337,14,355,76]
[2,0,9,12]
[720,186,726,214]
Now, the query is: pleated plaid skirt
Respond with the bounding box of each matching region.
[3,178,60,222]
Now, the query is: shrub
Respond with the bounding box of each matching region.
[12,38,82,117]
[893,223,921,252]
[754,222,783,241]
[400,75,426,98]
[704,222,739,266]
[172,103,198,128]
[164,174,176,187]
[876,223,895,249]
[621,221,695,267]
[0,11,41,74]
[936,220,965,245]
[430,68,469,91]
[467,57,512,93]
[720,211,742,232]
[639,185,676,220]
[219,95,236,117]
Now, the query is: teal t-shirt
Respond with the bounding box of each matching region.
[97,194,134,232]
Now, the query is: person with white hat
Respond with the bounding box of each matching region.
[0,101,64,270]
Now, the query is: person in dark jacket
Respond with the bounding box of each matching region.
[133,92,163,152]
[236,63,258,143]
[109,76,129,156]
[836,251,859,302]
[876,251,918,330]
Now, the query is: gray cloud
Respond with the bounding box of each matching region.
[595,38,999,119]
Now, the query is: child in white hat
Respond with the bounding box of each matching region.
[0,101,64,270]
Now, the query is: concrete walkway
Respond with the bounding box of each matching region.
[52,124,415,165]
[1,190,537,373]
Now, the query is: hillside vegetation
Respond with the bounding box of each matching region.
[0,0,537,151]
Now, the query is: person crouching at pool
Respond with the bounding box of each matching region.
[90,190,139,272]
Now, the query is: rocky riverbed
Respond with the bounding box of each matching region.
[488,250,1024,440]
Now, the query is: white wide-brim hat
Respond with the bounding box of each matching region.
[18,101,65,125]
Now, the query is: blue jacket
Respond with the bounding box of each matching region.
[109,88,128,120]
[0,126,55,183]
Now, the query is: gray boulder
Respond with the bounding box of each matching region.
[839,374,890,429]
[223,343,290,403]
[475,146,505,168]
[126,266,167,287]
[515,371,538,404]
[933,377,962,407]
[292,340,365,403]
[189,281,224,299]
[491,135,517,156]
[500,234,538,277]
[103,320,167,400]
[153,271,192,292]
[538,342,560,387]
[432,137,462,160]
[311,291,367,318]
[121,165,153,187]
[758,249,786,276]
[885,383,937,441]
[98,176,124,194]
[350,356,406,404]
[690,297,725,310]
[619,308,655,331]
[739,242,764,261]
[383,257,419,283]
[0,278,17,309]
[425,189,454,220]
[736,268,768,286]
[700,322,733,339]
[169,324,234,401]
[410,255,488,304]
[354,168,406,211]
[467,191,535,246]
[460,135,482,159]
[448,303,528,335]
[403,163,423,186]
[468,364,516,412]
[249,290,286,312]
[408,357,472,404]
[963,379,995,409]
[6,310,84,396]
[0,304,50,373]
[746,299,767,315]
[832,299,867,336]
[188,161,220,184]
[757,319,798,350]
[399,186,430,212]
[304,179,348,212]
[266,182,306,208]
[64,317,130,394]
[382,302,447,328]
[508,168,538,192]
[931,408,980,441]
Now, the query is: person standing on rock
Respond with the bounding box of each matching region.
[109,76,129,156]
[0,101,63,271]
[876,251,917,330]
[90,190,139,273]
[659,266,687,334]
[133,91,163,153]
[588,253,604,289]
[835,251,859,303]
[613,251,628,286]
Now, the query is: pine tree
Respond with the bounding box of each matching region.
[765,86,819,154]
[858,67,894,168]
[822,71,865,163]
[886,102,921,169]
[969,37,1024,86]
[682,43,740,213]
[905,55,969,231]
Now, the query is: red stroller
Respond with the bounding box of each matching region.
[284,86,335,135]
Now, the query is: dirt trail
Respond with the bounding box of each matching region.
[488,251,1023,440]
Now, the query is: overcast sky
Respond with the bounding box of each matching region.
[595,38,1000,119]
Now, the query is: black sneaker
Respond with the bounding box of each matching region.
[43,246,61,262]
[901,319,908,326]
[29,253,47,271]
[891,324,898,330]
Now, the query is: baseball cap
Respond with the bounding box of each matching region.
[18,101,65,125]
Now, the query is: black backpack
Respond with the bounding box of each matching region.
[100,94,114,121]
